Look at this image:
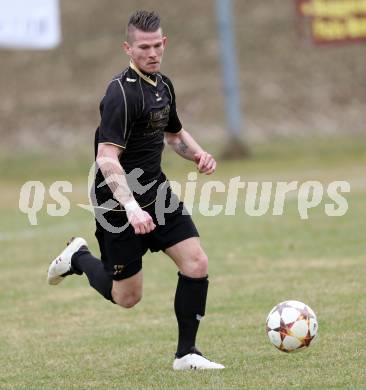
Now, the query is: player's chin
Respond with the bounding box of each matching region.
[146,62,160,72]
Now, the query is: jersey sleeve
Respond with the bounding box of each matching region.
[98,80,130,148]
[163,77,182,134]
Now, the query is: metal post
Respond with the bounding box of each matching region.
[215,0,249,157]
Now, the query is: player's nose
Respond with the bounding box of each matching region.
[148,48,158,58]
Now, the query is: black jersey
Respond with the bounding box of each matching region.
[93,63,182,209]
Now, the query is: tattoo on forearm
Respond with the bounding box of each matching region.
[177,140,188,154]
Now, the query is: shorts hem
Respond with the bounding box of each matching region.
[104,257,143,281]
[111,268,140,281]
[159,232,200,253]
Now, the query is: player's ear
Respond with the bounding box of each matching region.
[123,41,132,56]
[162,36,167,48]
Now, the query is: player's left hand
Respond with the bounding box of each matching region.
[194,151,216,175]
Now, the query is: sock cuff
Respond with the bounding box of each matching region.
[71,246,90,262]
[177,272,208,283]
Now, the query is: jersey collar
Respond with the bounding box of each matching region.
[129,61,157,87]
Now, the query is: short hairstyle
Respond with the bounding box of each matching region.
[126,10,161,43]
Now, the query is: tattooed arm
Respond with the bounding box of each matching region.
[96,143,156,234]
[165,129,217,175]
[165,129,203,160]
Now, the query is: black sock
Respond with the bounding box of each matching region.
[174,272,209,358]
[71,248,114,302]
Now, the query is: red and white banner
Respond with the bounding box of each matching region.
[0,0,61,49]
[297,0,366,44]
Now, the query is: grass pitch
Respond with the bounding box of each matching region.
[1,137,365,389]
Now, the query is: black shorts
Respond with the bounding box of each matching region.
[94,187,199,280]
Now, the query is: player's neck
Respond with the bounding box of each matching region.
[130,60,157,87]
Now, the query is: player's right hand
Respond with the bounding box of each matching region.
[126,207,156,235]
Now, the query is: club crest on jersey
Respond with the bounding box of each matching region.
[155,92,162,101]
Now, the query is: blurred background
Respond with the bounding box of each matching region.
[1,0,365,152]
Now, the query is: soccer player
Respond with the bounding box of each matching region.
[47,10,224,370]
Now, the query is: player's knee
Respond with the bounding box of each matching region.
[188,250,208,277]
[113,291,142,309]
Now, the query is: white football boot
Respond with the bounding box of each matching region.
[47,237,87,285]
[173,351,225,370]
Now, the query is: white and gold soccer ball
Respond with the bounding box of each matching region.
[266,300,318,353]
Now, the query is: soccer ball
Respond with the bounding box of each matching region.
[266,300,318,353]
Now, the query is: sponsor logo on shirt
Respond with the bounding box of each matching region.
[145,105,170,135]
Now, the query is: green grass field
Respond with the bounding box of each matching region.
[1,137,365,389]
